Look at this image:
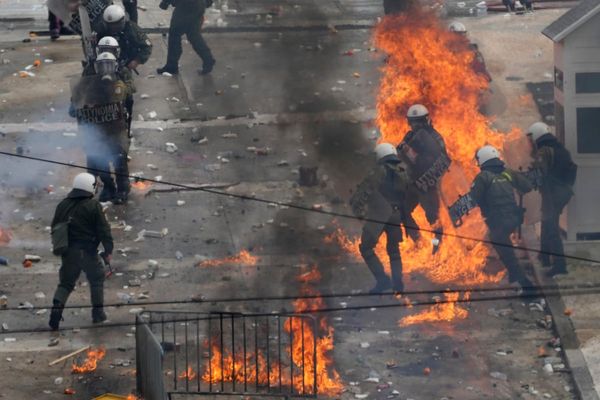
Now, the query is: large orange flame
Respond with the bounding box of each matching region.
[200,265,342,396]
[71,347,106,374]
[327,9,521,324]
[198,250,258,268]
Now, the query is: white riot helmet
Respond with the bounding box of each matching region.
[449,21,467,34]
[72,173,97,194]
[475,145,501,166]
[375,143,398,161]
[526,122,552,142]
[95,52,118,80]
[97,36,120,58]
[406,104,431,129]
[103,5,126,35]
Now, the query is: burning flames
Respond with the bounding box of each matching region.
[325,9,520,324]
[71,347,106,374]
[198,250,258,268]
[198,265,342,396]
[0,227,12,245]
[131,180,152,190]
[399,292,469,326]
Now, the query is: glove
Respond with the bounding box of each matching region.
[159,1,170,10]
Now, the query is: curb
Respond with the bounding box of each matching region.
[523,226,599,400]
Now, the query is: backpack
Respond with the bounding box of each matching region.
[549,143,577,186]
[51,200,83,256]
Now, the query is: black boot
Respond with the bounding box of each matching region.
[157,65,178,75]
[49,300,64,331]
[389,256,404,293]
[361,250,392,294]
[99,182,117,202]
[199,58,216,75]
[92,307,107,323]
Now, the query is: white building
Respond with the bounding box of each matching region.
[543,0,600,243]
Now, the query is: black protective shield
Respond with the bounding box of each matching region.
[448,193,477,227]
[400,128,451,192]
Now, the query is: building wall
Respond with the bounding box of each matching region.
[560,15,600,241]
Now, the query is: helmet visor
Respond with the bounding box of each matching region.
[106,19,125,35]
[95,59,117,76]
[97,45,120,58]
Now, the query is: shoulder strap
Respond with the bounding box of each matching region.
[63,198,87,224]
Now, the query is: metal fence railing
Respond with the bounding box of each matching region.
[136,311,318,399]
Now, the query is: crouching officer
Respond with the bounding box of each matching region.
[351,143,411,294]
[471,145,534,291]
[526,122,577,277]
[49,173,113,330]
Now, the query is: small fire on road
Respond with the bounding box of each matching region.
[131,180,152,191]
[197,250,258,268]
[71,347,106,374]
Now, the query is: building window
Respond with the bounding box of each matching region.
[577,107,600,153]
[554,67,564,91]
[576,72,600,93]
[555,102,565,144]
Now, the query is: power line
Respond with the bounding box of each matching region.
[1,281,599,312]
[1,285,597,335]
[0,150,597,265]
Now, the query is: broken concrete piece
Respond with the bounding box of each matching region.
[147,111,158,119]
[165,142,178,153]
[490,371,507,381]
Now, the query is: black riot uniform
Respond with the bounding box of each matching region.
[49,188,114,329]
[352,154,411,294]
[470,158,534,289]
[123,0,138,23]
[383,0,414,14]
[532,134,576,275]
[157,0,215,75]
[71,74,132,203]
[397,125,450,242]
[95,20,152,137]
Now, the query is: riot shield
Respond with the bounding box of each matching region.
[399,128,451,192]
[71,75,129,152]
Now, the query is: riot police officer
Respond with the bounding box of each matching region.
[470,145,534,291]
[397,104,450,250]
[49,173,113,330]
[526,122,576,277]
[97,5,152,135]
[351,143,411,294]
[448,22,492,82]
[156,0,215,76]
[72,52,132,203]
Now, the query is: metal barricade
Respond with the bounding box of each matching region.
[136,311,318,399]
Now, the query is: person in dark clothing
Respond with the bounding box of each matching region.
[123,0,138,23]
[71,52,133,204]
[526,122,576,277]
[397,104,450,252]
[383,0,415,14]
[470,145,534,291]
[351,143,412,294]
[48,10,62,40]
[49,173,113,330]
[157,0,215,75]
[96,5,152,141]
